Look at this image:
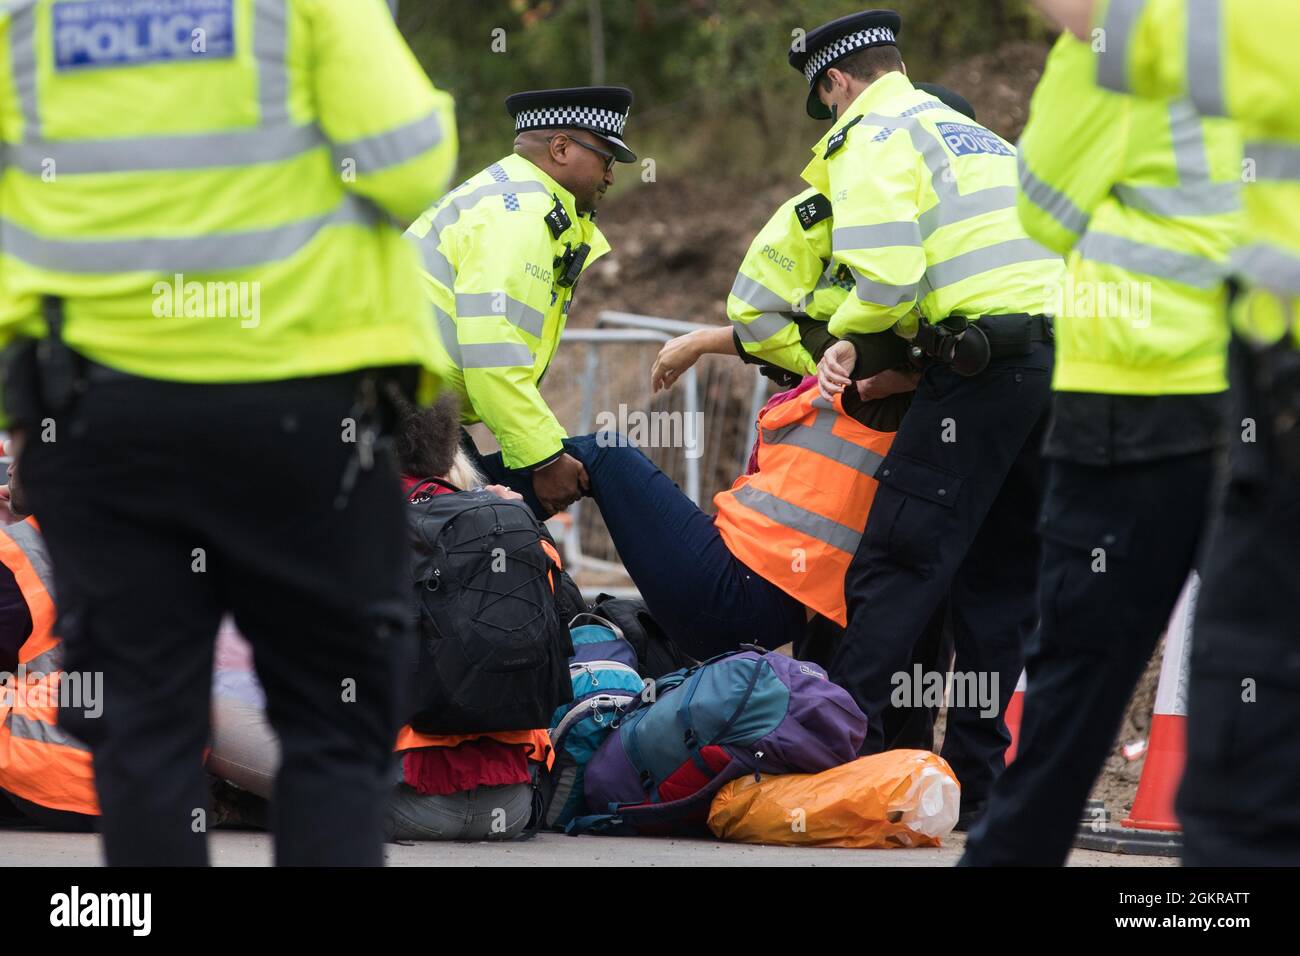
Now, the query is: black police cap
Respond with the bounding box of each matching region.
[789,10,903,119]
[506,86,636,163]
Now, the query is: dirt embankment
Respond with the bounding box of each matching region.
[574,40,1158,821]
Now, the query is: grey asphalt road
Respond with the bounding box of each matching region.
[1,829,1177,867]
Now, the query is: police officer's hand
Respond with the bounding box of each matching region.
[533,453,589,516]
[817,340,857,400]
[856,368,921,401]
[651,332,704,393]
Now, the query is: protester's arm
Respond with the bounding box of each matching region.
[452,217,568,471]
[1017,36,1129,254]
[310,0,458,223]
[651,326,738,392]
[824,134,926,337]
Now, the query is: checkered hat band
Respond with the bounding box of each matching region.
[802,27,897,85]
[514,105,627,135]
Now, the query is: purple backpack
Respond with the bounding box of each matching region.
[571,648,866,835]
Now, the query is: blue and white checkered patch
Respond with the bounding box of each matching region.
[488,163,520,211]
[936,122,1014,158]
[53,0,234,71]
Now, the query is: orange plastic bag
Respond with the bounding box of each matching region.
[707,750,960,848]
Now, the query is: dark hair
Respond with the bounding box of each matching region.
[394,391,462,478]
[819,46,904,90]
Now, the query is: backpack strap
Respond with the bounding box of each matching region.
[566,756,749,836]
[408,476,462,501]
[567,612,624,638]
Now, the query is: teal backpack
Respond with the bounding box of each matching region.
[539,614,645,829]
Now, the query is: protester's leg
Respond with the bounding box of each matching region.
[22,382,225,866]
[940,411,1047,807]
[831,351,1053,755]
[207,694,279,801]
[564,433,805,657]
[962,454,1214,865]
[1179,467,1300,865]
[385,782,531,841]
[207,373,410,867]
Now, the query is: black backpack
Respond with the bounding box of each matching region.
[406,480,574,735]
[589,594,693,681]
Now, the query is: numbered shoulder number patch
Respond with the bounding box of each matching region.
[53,0,235,71]
[936,122,1013,158]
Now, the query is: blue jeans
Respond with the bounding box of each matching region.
[570,433,808,658]
[477,433,806,659]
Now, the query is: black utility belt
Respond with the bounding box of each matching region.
[970,313,1054,359]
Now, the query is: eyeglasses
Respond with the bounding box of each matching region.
[551,133,616,172]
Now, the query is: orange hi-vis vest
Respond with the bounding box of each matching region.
[0,517,98,815]
[713,389,895,626]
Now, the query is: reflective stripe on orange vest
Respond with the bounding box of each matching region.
[0,517,99,815]
[713,390,895,626]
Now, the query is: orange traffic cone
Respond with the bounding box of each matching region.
[1004,669,1027,764]
[1121,573,1197,832]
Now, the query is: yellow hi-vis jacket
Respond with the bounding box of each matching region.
[1019,34,1243,396]
[406,153,610,469]
[800,71,1065,339]
[1094,0,1300,349]
[727,188,850,376]
[0,0,457,422]
[0,517,97,816]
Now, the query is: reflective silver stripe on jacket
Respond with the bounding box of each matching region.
[1247,142,1300,182]
[731,272,794,313]
[0,194,379,273]
[1018,153,1091,235]
[1078,232,1226,289]
[254,0,290,124]
[1186,0,1227,117]
[459,342,535,370]
[1111,100,1240,218]
[925,238,1058,292]
[1231,243,1300,295]
[832,221,922,252]
[1095,0,1145,93]
[730,485,862,554]
[455,292,546,339]
[733,310,796,344]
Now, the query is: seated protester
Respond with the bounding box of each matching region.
[0,454,97,831]
[208,395,554,841]
[550,378,904,660]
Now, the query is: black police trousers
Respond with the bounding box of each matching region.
[1178,344,1300,866]
[830,344,1052,803]
[22,369,412,866]
[960,451,1216,865]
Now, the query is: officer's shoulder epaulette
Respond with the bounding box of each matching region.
[544,196,572,239]
[824,115,864,159]
[794,193,833,231]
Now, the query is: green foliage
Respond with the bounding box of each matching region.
[399,0,1050,183]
